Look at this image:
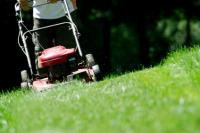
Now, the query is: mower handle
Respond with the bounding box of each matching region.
[22,21,72,38]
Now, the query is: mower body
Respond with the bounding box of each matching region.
[16,1,101,91]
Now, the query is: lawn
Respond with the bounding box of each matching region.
[1,46,200,133]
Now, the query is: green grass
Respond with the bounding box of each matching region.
[1,46,200,133]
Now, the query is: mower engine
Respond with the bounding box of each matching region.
[38,45,76,68]
[37,45,81,80]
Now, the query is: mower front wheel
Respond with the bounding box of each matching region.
[20,82,29,88]
[20,70,30,88]
[85,54,95,67]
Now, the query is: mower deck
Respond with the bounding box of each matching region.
[32,68,95,92]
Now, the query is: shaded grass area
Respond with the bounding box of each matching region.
[1,46,200,133]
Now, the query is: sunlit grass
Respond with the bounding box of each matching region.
[1,46,200,133]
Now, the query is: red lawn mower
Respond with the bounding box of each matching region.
[15,0,101,91]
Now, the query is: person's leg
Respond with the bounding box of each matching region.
[32,18,53,75]
[54,16,75,48]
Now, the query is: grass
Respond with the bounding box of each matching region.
[1,46,200,133]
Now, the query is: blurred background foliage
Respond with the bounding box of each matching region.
[77,0,200,75]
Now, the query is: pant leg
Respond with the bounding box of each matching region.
[32,18,53,75]
[54,18,74,48]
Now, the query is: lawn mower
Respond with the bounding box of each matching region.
[15,0,101,91]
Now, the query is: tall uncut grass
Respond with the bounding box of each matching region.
[1,46,200,133]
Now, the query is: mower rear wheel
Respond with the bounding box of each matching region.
[92,64,100,74]
[85,54,95,67]
[21,70,29,82]
[92,64,101,81]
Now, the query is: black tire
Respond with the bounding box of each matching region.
[85,54,95,67]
